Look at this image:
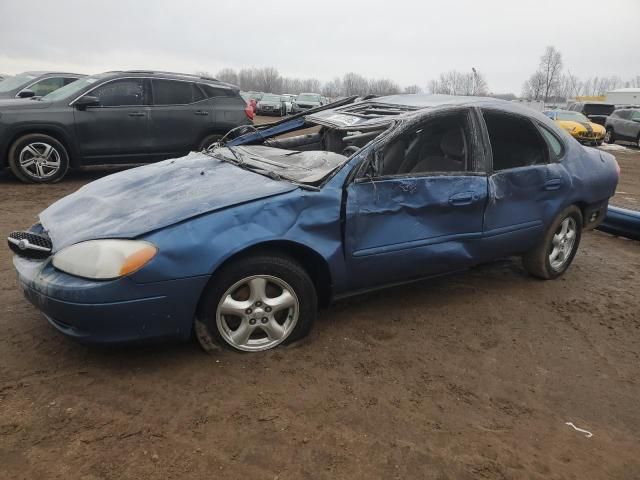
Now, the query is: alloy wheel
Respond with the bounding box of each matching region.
[549,217,577,271]
[18,142,61,179]
[216,275,299,351]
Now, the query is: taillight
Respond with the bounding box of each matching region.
[244,104,254,120]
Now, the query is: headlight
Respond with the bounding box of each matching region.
[52,239,157,280]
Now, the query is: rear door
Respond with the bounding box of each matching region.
[479,109,570,255]
[73,78,153,163]
[148,79,210,160]
[344,109,488,290]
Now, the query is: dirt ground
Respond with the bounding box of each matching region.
[1,132,639,479]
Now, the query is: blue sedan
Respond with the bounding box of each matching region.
[8,95,619,352]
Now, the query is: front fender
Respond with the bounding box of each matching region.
[131,186,349,291]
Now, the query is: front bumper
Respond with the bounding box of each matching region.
[14,255,209,345]
[571,131,605,143]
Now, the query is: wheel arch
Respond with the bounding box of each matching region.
[3,126,77,168]
[207,239,333,309]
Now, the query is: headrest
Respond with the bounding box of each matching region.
[440,128,465,158]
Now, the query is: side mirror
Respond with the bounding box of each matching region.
[74,95,100,109]
[18,89,35,98]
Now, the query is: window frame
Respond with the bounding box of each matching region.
[68,76,234,108]
[535,122,566,162]
[354,107,485,182]
[150,78,209,106]
[16,75,74,98]
[72,77,150,108]
[479,108,555,174]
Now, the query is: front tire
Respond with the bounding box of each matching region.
[522,205,583,280]
[195,254,317,353]
[8,134,69,183]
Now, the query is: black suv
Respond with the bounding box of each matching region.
[604,109,640,147]
[0,71,253,183]
[0,71,85,99]
[567,101,615,126]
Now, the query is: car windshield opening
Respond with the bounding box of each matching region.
[210,121,390,185]
[556,112,590,123]
[41,74,110,102]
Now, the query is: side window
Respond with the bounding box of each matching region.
[379,112,471,176]
[152,79,201,105]
[27,77,65,96]
[631,111,640,121]
[200,84,233,98]
[90,79,144,107]
[483,111,548,171]
[63,77,79,86]
[538,125,564,160]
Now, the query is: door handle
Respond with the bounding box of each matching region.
[194,110,209,116]
[448,191,476,206]
[128,112,146,117]
[544,178,563,191]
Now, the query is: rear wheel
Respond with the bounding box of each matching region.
[195,254,317,352]
[8,134,69,183]
[199,133,222,152]
[604,128,615,144]
[522,205,582,280]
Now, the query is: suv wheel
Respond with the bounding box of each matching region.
[199,134,222,152]
[522,205,583,280]
[604,128,615,144]
[8,134,69,183]
[195,254,317,353]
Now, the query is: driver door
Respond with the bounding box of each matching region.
[73,78,153,163]
[344,109,488,291]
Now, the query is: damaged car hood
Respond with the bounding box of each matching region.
[39,152,299,251]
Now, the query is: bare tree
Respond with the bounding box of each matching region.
[539,46,563,102]
[368,78,401,96]
[404,84,423,94]
[322,77,343,98]
[522,71,545,100]
[428,70,489,96]
[216,68,239,85]
[342,72,369,96]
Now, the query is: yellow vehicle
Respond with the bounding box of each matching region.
[544,110,606,145]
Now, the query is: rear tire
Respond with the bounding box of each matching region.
[8,133,69,184]
[522,205,582,280]
[604,128,615,144]
[199,133,222,152]
[195,254,317,353]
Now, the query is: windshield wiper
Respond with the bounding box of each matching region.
[225,146,243,164]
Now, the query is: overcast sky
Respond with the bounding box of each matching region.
[1,0,638,93]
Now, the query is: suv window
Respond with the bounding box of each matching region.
[26,77,65,96]
[617,110,631,119]
[200,84,234,98]
[630,110,640,121]
[483,111,547,170]
[63,77,79,86]
[90,79,145,107]
[152,79,202,105]
[379,112,471,176]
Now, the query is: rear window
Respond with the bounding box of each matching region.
[152,79,202,105]
[200,84,237,98]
